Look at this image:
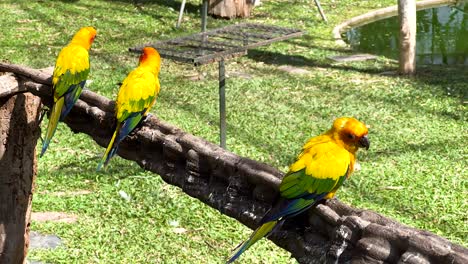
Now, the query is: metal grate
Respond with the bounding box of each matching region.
[130,23,304,65]
[130,23,304,149]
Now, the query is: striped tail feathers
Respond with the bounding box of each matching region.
[60,81,86,121]
[40,97,65,157]
[227,221,278,264]
[97,111,144,171]
[116,112,145,143]
[226,193,328,263]
[97,123,122,171]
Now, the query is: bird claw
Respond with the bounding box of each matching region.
[37,107,50,141]
[130,113,154,135]
[38,106,49,125]
[143,113,153,124]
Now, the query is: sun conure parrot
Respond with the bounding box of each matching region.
[97,47,161,170]
[41,26,97,157]
[227,117,370,263]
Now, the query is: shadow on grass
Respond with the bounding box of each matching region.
[285,35,356,53]
[103,0,201,16]
[247,49,392,75]
[248,49,467,107]
[413,66,468,102]
[15,0,191,43]
[44,154,145,182]
[370,137,464,161]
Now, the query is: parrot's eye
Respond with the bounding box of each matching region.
[347,133,355,140]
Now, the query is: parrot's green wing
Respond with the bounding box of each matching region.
[258,139,350,224]
[53,45,90,99]
[260,138,351,223]
[115,67,159,122]
[280,138,351,199]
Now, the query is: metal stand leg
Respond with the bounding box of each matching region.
[176,0,187,28]
[201,0,208,32]
[218,59,226,149]
[313,0,328,23]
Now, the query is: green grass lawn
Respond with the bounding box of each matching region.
[1,0,466,263]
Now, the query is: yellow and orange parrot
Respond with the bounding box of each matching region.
[227,117,370,263]
[41,26,97,157]
[97,47,161,170]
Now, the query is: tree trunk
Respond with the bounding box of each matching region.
[0,74,42,263]
[398,0,417,74]
[208,0,254,18]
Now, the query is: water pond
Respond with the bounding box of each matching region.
[343,3,468,65]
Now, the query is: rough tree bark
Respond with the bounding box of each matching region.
[0,63,467,263]
[0,73,42,263]
[398,0,417,75]
[208,0,254,18]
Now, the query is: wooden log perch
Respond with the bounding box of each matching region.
[1,63,467,263]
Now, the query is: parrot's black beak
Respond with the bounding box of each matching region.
[358,135,370,150]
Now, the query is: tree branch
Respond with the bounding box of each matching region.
[1,63,467,263]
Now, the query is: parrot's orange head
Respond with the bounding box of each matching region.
[71,26,97,50]
[330,117,369,153]
[139,47,161,74]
